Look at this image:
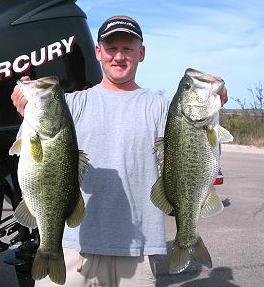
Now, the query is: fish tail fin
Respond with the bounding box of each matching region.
[192,236,212,268]
[169,236,212,274]
[32,249,66,285]
[169,241,191,274]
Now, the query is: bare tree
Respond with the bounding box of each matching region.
[231,97,246,110]
[248,82,263,111]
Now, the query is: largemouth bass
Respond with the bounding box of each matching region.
[151,68,233,274]
[9,76,88,285]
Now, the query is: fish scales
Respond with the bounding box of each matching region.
[151,68,233,274]
[164,112,218,247]
[19,124,78,253]
[9,76,88,285]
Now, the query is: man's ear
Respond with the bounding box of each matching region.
[139,45,145,62]
[95,44,101,61]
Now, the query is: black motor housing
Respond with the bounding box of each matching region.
[0,2,102,285]
[0,0,102,194]
[0,0,102,160]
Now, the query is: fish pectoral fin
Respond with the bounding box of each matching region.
[66,192,85,228]
[9,124,24,156]
[14,199,37,228]
[206,128,217,146]
[153,137,165,175]
[219,125,234,143]
[30,133,43,162]
[79,150,89,183]
[169,242,191,274]
[32,249,66,285]
[150,176,173,215]
[9,138,22,156]
[200,186,224,218]
[192,236,212,268]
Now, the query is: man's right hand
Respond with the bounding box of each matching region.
[11,76,31,116]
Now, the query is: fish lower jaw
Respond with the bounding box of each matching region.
[181,110,210,127]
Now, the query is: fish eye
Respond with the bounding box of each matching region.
[183,82,191,90]
[52,92,59,99]
[51,89,61,100]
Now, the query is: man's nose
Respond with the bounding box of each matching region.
[114,51,125,60]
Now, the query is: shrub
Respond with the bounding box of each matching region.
[220,109,264,146]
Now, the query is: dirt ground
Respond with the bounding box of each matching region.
[222,143,264,154]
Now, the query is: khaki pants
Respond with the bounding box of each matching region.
[35,249,156,287]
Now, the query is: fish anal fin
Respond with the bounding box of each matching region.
[32,249,66,285]
[150,176,173,215]
[201,186,224,218]
[14,199,37,228]
[66,192,85,228]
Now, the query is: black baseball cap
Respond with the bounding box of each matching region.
[97,15,143,42]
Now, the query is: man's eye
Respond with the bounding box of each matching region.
[107,47,116,51]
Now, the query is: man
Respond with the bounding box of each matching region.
[11,15,228,286]
[12,15,168,287]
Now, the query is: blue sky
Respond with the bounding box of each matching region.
[76,0,264,109]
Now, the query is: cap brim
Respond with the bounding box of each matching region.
[100,28,142,40]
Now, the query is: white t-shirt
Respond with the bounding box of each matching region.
[62,84,169,256]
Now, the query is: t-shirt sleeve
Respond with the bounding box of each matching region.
[64,90,88,124]
[155,91,170,138]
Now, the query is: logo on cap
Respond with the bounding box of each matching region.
[98,16,143,42]
[105,21,136,31]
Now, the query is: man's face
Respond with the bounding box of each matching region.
[96,33,145,86]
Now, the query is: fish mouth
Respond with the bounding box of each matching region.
[213,80,225,95]
[185,68,225,94]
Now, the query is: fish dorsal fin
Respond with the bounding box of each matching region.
[200,186,224,218]
[150,176,173,214]
[79,150,89,183]
[218,125,234,143]
[14,199,37,228]
[153,137,165,176]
